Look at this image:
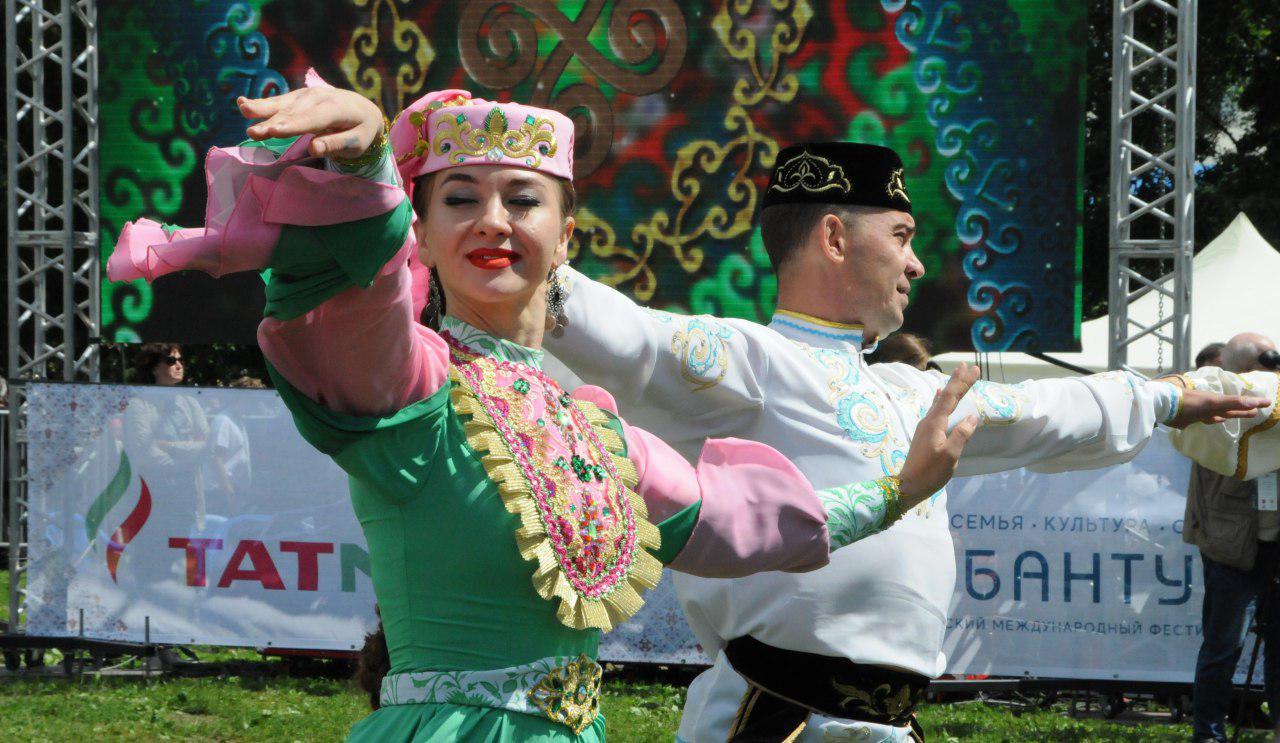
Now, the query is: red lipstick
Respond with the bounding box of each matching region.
[466,248,520,270]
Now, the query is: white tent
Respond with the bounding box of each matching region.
[934,212,1280,382]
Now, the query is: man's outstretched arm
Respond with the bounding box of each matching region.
[887,367,1266,477]
[547,267,772,432]
[1167,368,1279,480]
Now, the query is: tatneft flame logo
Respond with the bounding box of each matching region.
[82,451,373,591]
[83,452,152,583]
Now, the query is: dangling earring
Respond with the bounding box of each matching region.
[425,267,445,329]
[545,264,567,335]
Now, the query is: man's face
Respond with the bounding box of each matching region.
[836,209,924,337]
[1242,337,1277,373]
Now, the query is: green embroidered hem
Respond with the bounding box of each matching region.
[346,702,605,742]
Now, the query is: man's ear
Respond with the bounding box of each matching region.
[817,213,847,265]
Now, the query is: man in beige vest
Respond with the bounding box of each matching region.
[1183,333,1280,742]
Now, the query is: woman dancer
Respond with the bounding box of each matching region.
[107,73,979,741]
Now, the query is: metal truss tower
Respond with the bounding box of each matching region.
[1108,0,1198,374]
[4,0,100,633]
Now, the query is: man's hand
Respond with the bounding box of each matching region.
[1166,387,1268,428]
[237,87,383,159]
[898,363,982,507]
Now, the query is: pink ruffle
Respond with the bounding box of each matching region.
[107,73,406,284]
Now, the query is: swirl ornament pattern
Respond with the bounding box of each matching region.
[459,0,687,178]
[769,150,853,195]
[101,1,1086,354]
[341,0,435,114]
[431,107,558,167]
[818,476,902,548]
[799,345,909,477]
[644,310,738,392]
[889,0,1084,350]
[969,380,1031,425]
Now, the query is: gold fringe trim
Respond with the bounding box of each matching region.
[1234,377,1280,480]
[450,368,663,632]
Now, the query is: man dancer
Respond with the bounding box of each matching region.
[544,142,1267,741]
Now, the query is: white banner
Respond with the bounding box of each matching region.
[26,383,1235,681]
[943,432,1215,683]
[25,382,376,650]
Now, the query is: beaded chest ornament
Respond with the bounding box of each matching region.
[445,334,662,631]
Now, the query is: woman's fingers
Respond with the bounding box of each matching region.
[237,92,301,120]
[239,89,335,138]
[311,127,369,158]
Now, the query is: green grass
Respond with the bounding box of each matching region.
[918,702,1270,742]
[0,674,1275,742]
[1,568,10,624]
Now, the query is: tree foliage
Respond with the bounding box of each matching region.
[1082,0,1280,319]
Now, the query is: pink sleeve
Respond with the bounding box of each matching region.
[570,385,831,578]
[257,239,450,416]
[663,436,831,578]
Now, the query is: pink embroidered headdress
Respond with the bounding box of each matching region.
[389,91,575,206]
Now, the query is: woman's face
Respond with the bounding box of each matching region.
[416,165,572,312]
[152,346,184,386]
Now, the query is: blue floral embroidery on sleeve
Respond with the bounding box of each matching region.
[643,309,738,392]
[969,380,1031,425]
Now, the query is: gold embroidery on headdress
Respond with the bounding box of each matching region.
[769,150,851,194]
[886,167,910,204]
[394,95,470,165]
[430,105,559,167]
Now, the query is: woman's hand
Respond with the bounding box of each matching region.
[898,363,982,507]
[237,87,384,159]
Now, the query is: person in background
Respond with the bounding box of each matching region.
[134,342,186,386]
[867,332,938,371]
[1196,342,1226,370]
[202,375,263,515]
[1184,333,1280,743]
[124,343,210,530]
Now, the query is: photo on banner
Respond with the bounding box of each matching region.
[99,0,1086,351]
[24,382,376,649]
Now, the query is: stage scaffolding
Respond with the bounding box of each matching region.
[1108,0,1198,374]
[0,0,1198,647]
[4,0,100,637]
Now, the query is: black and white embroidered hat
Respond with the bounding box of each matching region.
[762,142,912,214]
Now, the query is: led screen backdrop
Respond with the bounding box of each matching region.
[100,0,1085,351]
